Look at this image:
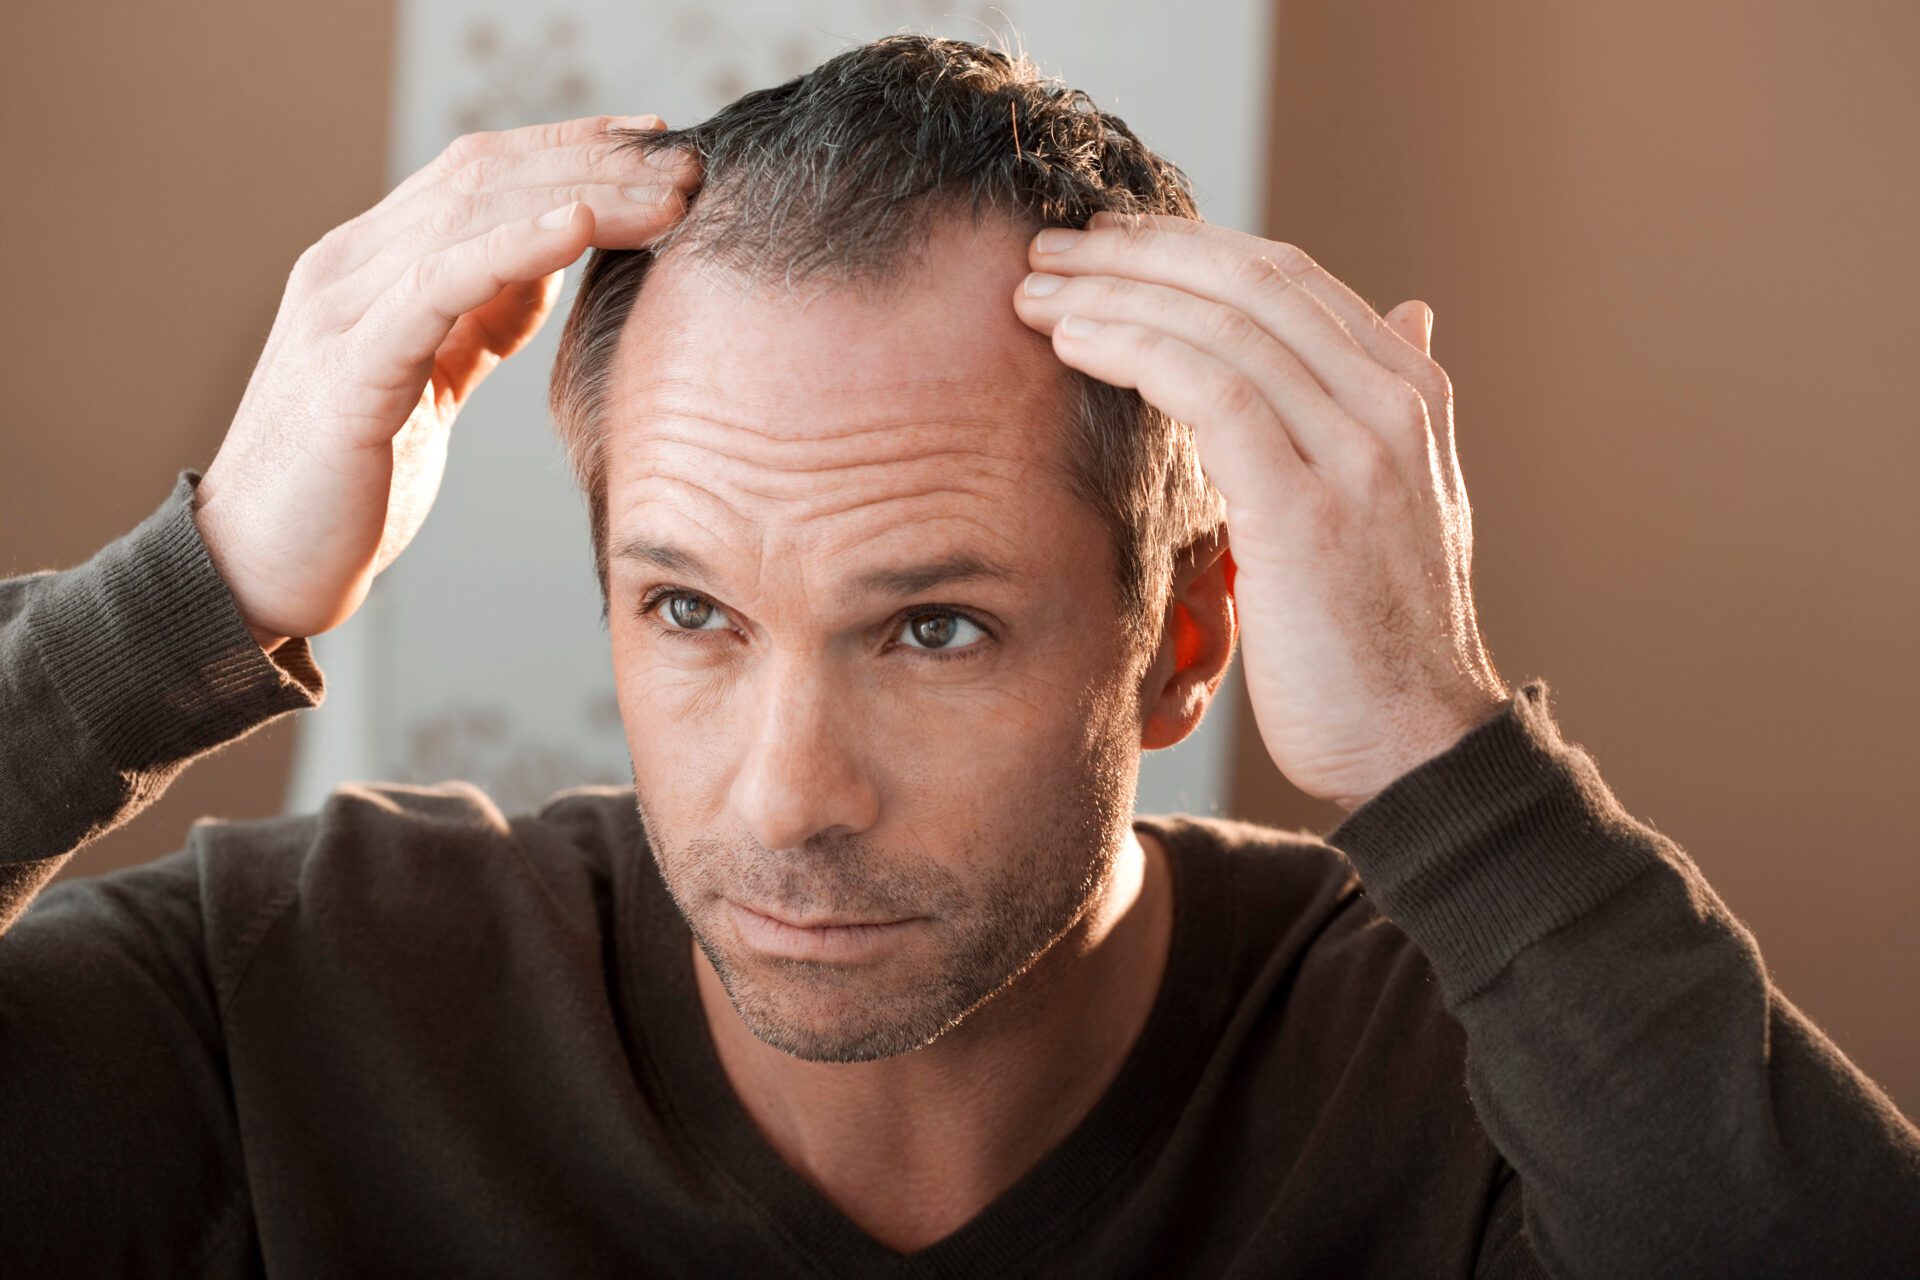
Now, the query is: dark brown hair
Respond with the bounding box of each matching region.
[549,33,1226,653]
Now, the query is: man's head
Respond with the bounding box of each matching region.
[547,35,1236,1063]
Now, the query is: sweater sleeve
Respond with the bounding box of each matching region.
[0,468,323,932]
[1326,678,1920,1280]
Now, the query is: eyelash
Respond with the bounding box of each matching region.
[634,587,991,664]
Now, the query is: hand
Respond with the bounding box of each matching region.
[192,114,699,650]
[1014,214,1510,812]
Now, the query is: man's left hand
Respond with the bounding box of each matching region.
[1014,213,1510,813]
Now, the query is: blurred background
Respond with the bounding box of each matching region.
[2,1,1915,1116]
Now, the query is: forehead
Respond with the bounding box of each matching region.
[600,214,1096,583]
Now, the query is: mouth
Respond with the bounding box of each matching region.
[741,903,915,929]
[725,900,925,961]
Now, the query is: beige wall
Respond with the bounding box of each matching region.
[0,0,395,879]
[1232,0,1920,1116]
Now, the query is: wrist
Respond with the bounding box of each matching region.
[1333,688,1514,813]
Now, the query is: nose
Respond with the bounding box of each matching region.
[727,653,881,852]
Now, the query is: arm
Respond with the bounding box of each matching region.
[1328,679,1920,1279]
[2,112,699,911]
[0,469,322,1270]
[1008,214,1920,1276]
[0,468,322,931]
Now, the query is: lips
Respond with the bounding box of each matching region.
[725,900,925,962]
[739,903,912,929]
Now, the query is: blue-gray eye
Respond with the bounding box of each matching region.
[902,611,984,650]
[665,595,725,630]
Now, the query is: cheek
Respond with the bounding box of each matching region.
[614,650,736,821]
[884,672,1137,820]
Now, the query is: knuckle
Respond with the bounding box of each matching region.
[449,154,499,196]
[440,129,492,168]
[426,194,477,242]
[480,216,521,263]
[579,138,614,172]
[1269,241,1318,277]
[1388,379,1431,432]
[532,118,580,150]
[1199,302,1258,352]
[288,241,325,290]
[1231,251,1284,295]
[290,226,348,289]
[1128,322,1168,361]
[397,257,433,304]
[1206,367,1262,421]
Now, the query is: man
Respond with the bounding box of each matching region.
[1,33,1914,1278]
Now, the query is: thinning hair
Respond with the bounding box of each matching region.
[548,33,1227,658]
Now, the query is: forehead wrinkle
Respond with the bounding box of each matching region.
[647,435,1019,479]
[634,369,1051,428]
[632,431,1027,494]
[822,510,1023,570]
[623,401,1043,474]
[800,483,1004,524]
[617,423,1038,524]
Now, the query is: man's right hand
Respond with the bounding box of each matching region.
[191,114,697,651]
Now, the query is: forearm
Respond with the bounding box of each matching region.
[1328,680,1920,1279]
[0,469,323,929]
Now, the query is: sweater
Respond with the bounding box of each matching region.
[1,467,1916,1278]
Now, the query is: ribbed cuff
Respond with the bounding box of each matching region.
[1325,678,1666,1005]
[26,469,325,773]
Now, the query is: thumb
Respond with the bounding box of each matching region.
[1387,300,1434,357]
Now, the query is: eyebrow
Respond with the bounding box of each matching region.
[611,538,1019,598]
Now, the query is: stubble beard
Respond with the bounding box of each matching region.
[632,708,1140,1064]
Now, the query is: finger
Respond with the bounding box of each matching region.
[1087,212,1444,395]
[318,178,690,322]
[433,270,568,404]
[1386,300,1433,356]
[380,113,669,213]
[340,201,595,444]
[1034,221,1409,430]
[1014,271,1372,468]
[1044,314,1316,506]
[341,137,698,277]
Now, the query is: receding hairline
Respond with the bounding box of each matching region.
[547,32,1228,650]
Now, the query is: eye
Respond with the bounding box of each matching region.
[897,609,987,653]
[652,591,730,631]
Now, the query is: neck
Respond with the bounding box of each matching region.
[692,821,1175,1253]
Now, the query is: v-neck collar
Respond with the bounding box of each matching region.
[617,813,1239,1278]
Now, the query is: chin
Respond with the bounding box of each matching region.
[694,924,1010,1064]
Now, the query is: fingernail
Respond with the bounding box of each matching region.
[1059,315,1101,338]
[623,184,673,204]
[1023,272,1064,297]
[617,114,665,130]
[537,201,578,230]
[1034,228,1084,253]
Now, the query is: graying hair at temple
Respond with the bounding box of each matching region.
[547,33,1228,654]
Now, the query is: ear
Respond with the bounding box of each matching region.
[1138,528,1238,751]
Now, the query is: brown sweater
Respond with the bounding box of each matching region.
[1,468,1915,1279]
